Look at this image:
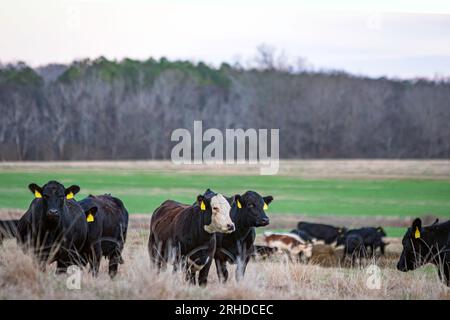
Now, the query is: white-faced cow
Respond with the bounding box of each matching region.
[148,189,234,286]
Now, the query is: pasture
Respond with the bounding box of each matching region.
[0,160,449,299]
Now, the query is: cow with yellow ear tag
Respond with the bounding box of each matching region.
[212,191,273,283]
[17,180,88,274]
[397,217,450,286]
[78,194,129,278]
[148,189,234,287]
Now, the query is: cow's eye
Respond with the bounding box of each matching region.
[213,207,219,211]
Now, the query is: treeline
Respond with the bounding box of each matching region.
[0,57,449,160]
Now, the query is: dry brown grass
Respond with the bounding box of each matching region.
[0,227,449,300]
[1,160,449,179]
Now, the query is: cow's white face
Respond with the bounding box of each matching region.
[204,194,234,234]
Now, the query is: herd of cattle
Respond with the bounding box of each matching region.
[0,180,448,287]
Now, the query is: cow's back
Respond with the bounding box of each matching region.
[94,195,128,235]
[79,195,129,254]
[297,222,338,243]
[150,200,189,241]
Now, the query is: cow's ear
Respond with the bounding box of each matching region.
[28,183,43,198]
[263,196,273,209]
[65,185,80,199]
[234,194,243,209]
[197,195,207,211]
[412,218,422,239]
[225,195,235,205]
[85,207,97,223]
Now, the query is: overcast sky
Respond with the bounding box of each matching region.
[1,0,450,79]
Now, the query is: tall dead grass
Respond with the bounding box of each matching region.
[0,229,448,300]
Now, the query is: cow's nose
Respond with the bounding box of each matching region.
[48,209,58,216]
[261,218,270,225]
[227,224,235,232]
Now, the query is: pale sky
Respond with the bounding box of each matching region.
[1,0,450,79]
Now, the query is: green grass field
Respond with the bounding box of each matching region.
[1,169,449,220]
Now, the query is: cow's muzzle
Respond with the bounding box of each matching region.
[46,209,59,219]
[257,218,270,227]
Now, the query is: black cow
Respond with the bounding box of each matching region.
[78,194,129,278]
[213,191,272,282]
[342,233,366,264]
[297,222,347,244]
[17,181,88,273]
[337,227,387,256]
[148,190,234,286]
[0,219,19,245]
[290,229,314,243]
[397,218,450,286]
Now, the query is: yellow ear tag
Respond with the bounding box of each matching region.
[34,190,42,198]
[86,213,95,223]
[66,192,74,200]
[200,201,206,211]
[263,202,268,210]
[237,200,242,209]
[414,227,421,239]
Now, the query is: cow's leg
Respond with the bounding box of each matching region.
[380,242,385,255]
[108,249,121,278]
[236,256,250,282]
[198,258,213,287]
[90,242,102,277]
[369,245,375,257]
[56,260,68,274]
[445,264,450,286]
[215,259,229,283]
[151,240,167,273]
[148,234,164,271]
[438,263,450,286]
[185,267,196,285]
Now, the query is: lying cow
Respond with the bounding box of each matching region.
[397,218,450,286]
[262,231,313,262]
[297,222,347,245]
[337,227,387,256]
[148,190,234,286]
[78,194,129,278]
[252,245,279,260]
[17,181,88,273]
[0,219,19,246]
[213,191,272,282]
